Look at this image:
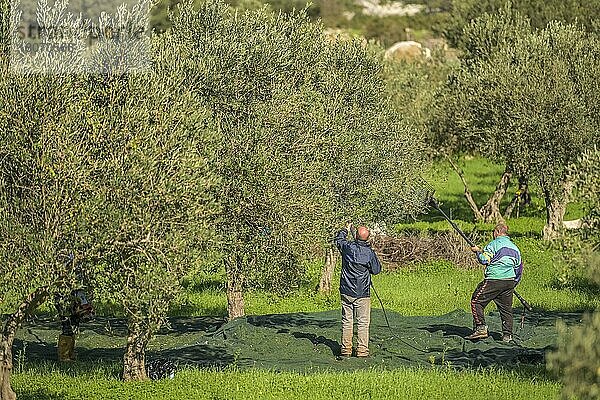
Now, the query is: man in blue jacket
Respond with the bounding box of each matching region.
[334,223,382,358]
[466,222,523,342]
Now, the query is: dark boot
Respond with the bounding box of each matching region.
[465,325,488,340]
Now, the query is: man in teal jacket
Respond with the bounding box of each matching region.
[466,223,523,342]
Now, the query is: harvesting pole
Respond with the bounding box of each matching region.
[421,182,533,312]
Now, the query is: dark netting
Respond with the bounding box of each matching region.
[16,309,584,372]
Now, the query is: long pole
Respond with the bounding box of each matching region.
[430,201,533,311]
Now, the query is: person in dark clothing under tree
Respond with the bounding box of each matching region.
[334,222,382,358]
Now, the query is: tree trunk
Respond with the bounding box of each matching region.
[122,322,150,381]
[317,246,336,295]
[225,256,245,320]
[0,288,49,399]
[446,156,484,221]
[542,180,574,241]
[504,176,530,219]
[0,340,15,400]
[480,168,512,223]
[448,157,514,223]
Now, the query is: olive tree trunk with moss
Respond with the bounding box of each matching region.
[0,288,48,400]
[318,247,337,295]
[122,322,152,381]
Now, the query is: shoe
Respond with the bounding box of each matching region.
[502,334,514,343]
[465,325,488,340]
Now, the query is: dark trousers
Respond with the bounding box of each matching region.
[470,279,514,335]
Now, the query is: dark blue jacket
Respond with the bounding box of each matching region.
[334,229,382,298]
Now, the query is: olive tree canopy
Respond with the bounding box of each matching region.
[445,19,600,239]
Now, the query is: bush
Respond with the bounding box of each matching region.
[445,0,600,48]
[547,312,600,399]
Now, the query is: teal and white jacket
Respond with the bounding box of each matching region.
[476,235,523,283]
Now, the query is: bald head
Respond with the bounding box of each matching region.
[493,222,509,238]
[356,226,370,241]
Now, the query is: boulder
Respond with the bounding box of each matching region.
[385,41,431,61]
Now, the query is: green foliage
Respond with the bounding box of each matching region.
[384,52,455,147]
[0,61,92,310]
[445,0,600,48]
[81,68,219,340]
[457,4,531,68]
[440,17,600,234]
[570,148,600,231]
[555,148,600,291]
[2,0,219,379]
[352,12,450,48]
[166,0,426,297]
[547,312,600,400]
[0,0,7,67]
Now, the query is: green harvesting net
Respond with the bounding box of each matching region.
[17,309,583,372]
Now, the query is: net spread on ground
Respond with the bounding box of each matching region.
[17,309,583,371]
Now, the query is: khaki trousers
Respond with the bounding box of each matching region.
[341,294,371,357]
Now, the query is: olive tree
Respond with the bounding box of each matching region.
[0,1,99,397]
[445,20,600,239]
[445,0,600,48]
[428,7,533,223]
[169,0,428,309]
[2,0,219,386]
[0,75,92,400]
[78,12,219,380]
[167,1,335,317]
[81,70,218,381]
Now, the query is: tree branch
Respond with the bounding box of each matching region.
[446,156,484,221]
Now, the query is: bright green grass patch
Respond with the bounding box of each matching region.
[13,365,560,400]
[176,242,599,318]
[423,156,583,223]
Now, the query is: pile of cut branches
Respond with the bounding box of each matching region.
[371,231,481,269]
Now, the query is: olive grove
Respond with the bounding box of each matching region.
[438,13,600,238]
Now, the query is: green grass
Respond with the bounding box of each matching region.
[176,239,599,318]
[14,365,560,400]
[422,156,583,223]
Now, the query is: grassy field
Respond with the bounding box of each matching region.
[15,156,592,399]
[14,365,560,400]
[174,157,597,317]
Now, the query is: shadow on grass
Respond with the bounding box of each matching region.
[14,339,124,363]
[184,278,226,293]
[169,303,227,318]
[246,312,339,330]
[290,332,341,356]
[16,389,68,400]
[548,277,600,297]
[421,324,472,338]
[159,316,226,335]
[148,344,234,369]
[441,345,552,370]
